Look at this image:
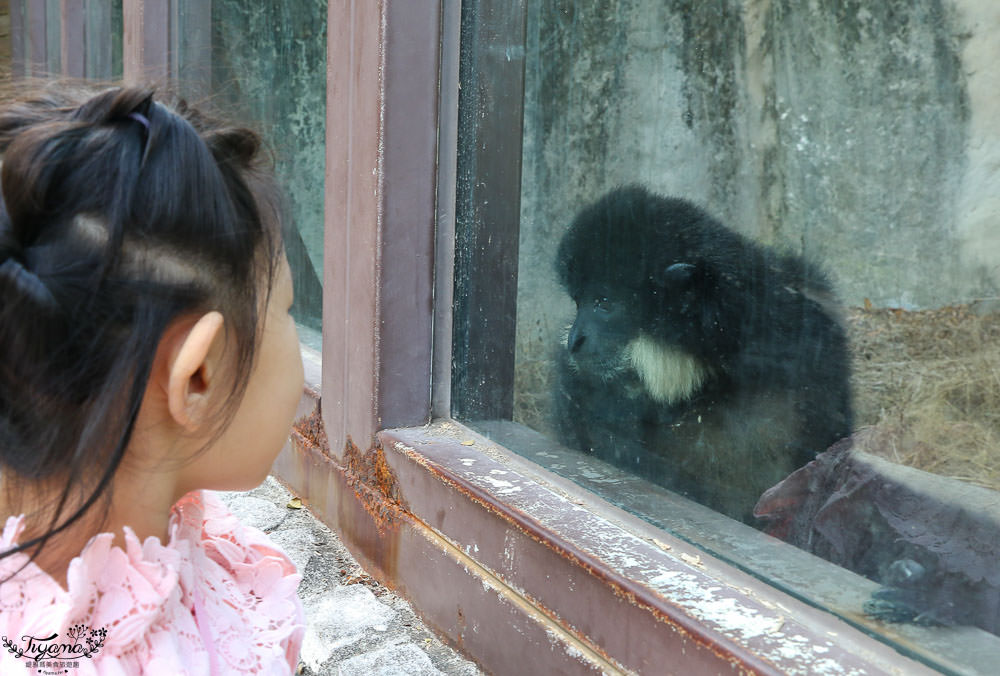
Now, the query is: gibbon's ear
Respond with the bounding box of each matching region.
[166,311,226,431]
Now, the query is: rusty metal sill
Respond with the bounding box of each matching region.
[467,420,1000,675]
[273,405,941,675]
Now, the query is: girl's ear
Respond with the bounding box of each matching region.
[166,311,226,431]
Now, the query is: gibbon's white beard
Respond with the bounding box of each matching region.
[625,334,711,405]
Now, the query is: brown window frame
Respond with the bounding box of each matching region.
[11,1,996,673]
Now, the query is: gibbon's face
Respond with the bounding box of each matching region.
[566,283,641,373]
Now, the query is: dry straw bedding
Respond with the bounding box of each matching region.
[849,304,1000,492]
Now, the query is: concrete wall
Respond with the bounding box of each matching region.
[514,0,1000,424]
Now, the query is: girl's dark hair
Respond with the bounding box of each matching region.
[0,83,282,562]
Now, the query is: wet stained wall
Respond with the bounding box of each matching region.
[514,0,999,425]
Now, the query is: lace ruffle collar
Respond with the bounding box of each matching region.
[0,490,303,674]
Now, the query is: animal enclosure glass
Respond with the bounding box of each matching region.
[451,1,1000,670]
[210,0,327,335]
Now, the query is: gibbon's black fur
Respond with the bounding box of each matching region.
[552,185,853,523]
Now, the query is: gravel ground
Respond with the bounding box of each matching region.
[219,477,483,676]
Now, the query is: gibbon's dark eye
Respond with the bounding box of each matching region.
[593,296,611,312]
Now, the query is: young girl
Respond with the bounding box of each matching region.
[0,84,306,674]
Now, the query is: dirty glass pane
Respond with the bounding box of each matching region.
[210,0,326,338]
[452,0,1000,669]
[8,0,122,79]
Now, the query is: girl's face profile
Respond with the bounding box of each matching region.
[179,255,304,493]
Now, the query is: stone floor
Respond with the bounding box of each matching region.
[219,477,483,676]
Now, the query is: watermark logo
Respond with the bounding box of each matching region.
[2,624,106,673]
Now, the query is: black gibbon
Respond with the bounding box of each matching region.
[552,185,853,523]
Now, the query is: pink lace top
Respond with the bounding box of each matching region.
[0,491,304,674]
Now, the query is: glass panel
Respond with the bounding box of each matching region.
[44,0,60,73]
[210,0,326,337]
[2,4,12,78]
[98,1,124,80]
[7,1,122,82]
[14,0,60,76]
[452,0,1000,669]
